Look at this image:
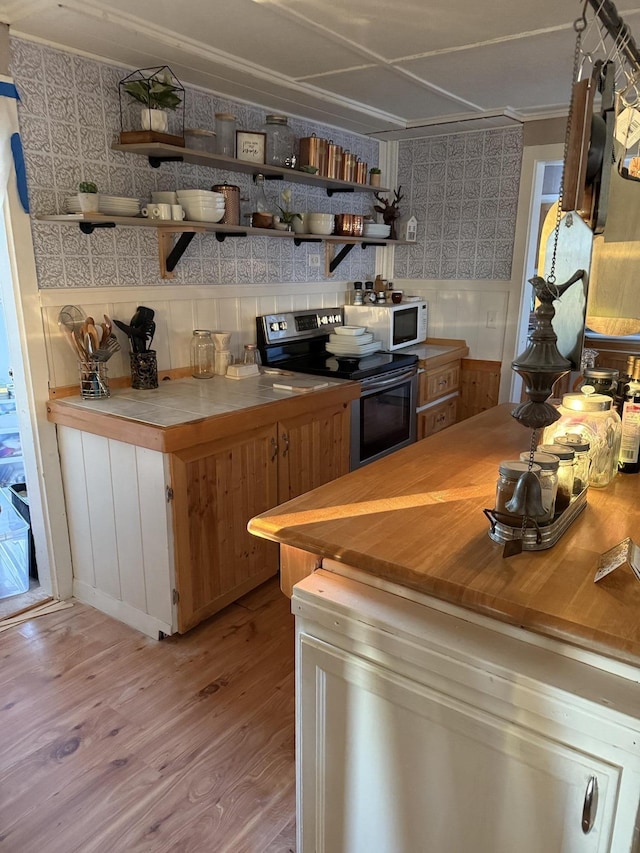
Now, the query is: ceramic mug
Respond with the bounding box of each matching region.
[215,350,235,376]
[154,203,172,220]
[171,204,185,221]
[141,205,160,220]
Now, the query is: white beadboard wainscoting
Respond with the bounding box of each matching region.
[41,282,351,390]
[41,279,513,392]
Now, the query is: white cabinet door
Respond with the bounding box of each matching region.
[299,635,623,853]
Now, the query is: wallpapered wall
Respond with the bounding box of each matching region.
[394,128,523,281]
[10,37,382,288]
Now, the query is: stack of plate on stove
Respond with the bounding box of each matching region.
[326,325,382,357]
[64,195,141,216]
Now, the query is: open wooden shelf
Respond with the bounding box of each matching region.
[111,142,390,196]
[37,214,410,277]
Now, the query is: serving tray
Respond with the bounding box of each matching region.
[484,487,587,550]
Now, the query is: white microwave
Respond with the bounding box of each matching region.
[343,302,428,351]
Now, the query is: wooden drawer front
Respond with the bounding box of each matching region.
[420,362,460,405]
[418,397,458,439]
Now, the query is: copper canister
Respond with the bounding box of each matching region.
[341,151,356,182]
[299,134,328,176]
[326,142,343,179]
[212,183,240,225]
[335,213,363,236]
[354,159,368,184]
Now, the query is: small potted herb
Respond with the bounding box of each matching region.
[275,188,303,231]
[369,167,382,188]
[78,181,99,214]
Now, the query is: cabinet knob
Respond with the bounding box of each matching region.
[270,436,278,462]
[281,432,289,457]
[581,774,598,834]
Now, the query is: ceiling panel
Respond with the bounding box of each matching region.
[8,0,640,136]
[300,66,476,121]
[399,28,576,114]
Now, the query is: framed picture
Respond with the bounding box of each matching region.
[236,131,266,164]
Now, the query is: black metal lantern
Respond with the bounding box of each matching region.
[118,65,185,147]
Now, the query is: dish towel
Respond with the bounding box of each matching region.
[0,76,29,213]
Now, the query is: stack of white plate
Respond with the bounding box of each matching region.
[176,189,225,223]
[64,195,141,216]
[326,326,382,356]
[363,223,391,239]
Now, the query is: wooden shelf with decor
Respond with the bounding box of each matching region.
[37,214,409,278]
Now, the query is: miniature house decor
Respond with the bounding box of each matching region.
[118,66,185,147]
[399,215,418,242]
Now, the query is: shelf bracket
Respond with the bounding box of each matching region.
[362,241,386,249]
[158,229,202,279]
[326,187,355,197]
[327,242,356,276]
[148,155,184,169]
[293,237,322,247]
[215,231,247,242]
[79,221,116,235]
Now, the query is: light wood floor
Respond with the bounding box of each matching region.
[0,577,296,853]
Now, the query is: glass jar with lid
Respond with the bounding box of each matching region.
[190,330,215,379]
[542,388,622,488]
[580,367,619,398]
[262,115,296,167]
[214,112,236,157]
[242,344,261,366]
[495,460,542,526]
[553,433,590,495]
[518,452,559,523]
[536,444,575,512]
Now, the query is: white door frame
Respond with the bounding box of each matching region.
[0,133,73,600]
[508,143,564,402]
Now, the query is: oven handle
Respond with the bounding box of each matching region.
[360,368,417,391]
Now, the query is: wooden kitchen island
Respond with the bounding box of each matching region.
[248,404,640,853]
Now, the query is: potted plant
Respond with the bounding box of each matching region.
[275,188,302,231]
[119,66,185,143]
[77,181,99,214]
[369,167,382,188]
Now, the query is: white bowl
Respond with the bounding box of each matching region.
[182,203,225,222]
[308,213,334,223]
[308,222,334,236]
[177,189,225,200]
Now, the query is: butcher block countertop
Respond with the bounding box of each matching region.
[249,403,640,666]
[46,373,358,453]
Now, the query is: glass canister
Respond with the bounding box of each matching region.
[262,114,296,167]
[553,433,590,495]
[495,460,542,526]
[542,388,622,488]
[214,113,236,157]
[536,444,575,512]
[580,367,619,398]
[190,330,215,379]
[518,452,559,523]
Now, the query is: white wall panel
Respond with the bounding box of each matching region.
[58,426,95,588]
[110,439,147,613]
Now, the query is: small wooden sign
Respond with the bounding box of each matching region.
[594,537,640,583]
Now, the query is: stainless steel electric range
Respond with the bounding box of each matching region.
[256,308,418,469]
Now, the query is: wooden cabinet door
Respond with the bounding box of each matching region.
[417,396,458,439]
[420,361,461,404]
[299,635,623,853]
[170,423,279,633]
[277,400,351,503]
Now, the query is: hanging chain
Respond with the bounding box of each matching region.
[549,13,588,286]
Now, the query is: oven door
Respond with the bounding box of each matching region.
[350,368,417,469]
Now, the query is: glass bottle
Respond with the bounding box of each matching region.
[618,360,640,474]
[262,115,296,167]
[190,330,214,379]
[615,356,638,415]
[554,434,590,494]
[536,444,575,512]
[253,174,270,213]
[518,452,559,523]
[214,113,236,157]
